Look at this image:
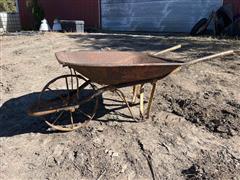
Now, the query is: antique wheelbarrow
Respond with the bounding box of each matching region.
[28,45,234,131]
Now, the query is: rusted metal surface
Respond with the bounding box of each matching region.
[55,51,182,85]
[28,74,99,131]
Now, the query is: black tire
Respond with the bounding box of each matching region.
[190,18,208,36]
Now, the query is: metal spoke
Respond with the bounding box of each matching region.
[92,97,99,118]
[71,76,74,90]
[69,68,74,90]
[74,71,80,99]
[33,74,98,132]
[78,109,92,119]
[78,80,91,92]
[65,77,70,99]
[115,89,135,121]
[52,111,64,125]
[70,111,74,129]
[46,87,66,102]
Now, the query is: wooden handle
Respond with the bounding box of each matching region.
[171,50,235,75]
[186,50,234,65]
[234,50,240,55]
[152,44,182,56]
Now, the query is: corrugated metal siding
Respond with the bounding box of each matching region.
[0,12,21,32]
[101,0,223,32]
[18,0,100,30]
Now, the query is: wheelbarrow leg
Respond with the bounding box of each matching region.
[132,85,137,103]
[146,81,157,119]
[115,89,136,121]
[139,84,145,120]
[132,85,140,103]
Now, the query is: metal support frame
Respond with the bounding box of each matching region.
[146,81,157,119]
[139,84,145,119]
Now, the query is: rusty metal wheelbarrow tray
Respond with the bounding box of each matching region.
[55,51,183,85]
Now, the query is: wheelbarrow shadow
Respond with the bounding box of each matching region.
[0,92,46,137]
[0,90,138,137]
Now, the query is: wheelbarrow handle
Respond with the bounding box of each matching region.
[171,50,235,75]
[151,44,182,56]
[186,50,235,65]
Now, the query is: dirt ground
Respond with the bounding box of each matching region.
[0,32,240,180]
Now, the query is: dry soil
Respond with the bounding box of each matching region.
[0,32,240,180]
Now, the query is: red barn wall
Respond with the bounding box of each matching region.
[18,0,34,29]
[18,0,100,30]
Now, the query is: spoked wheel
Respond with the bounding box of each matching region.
[29,74,98,131]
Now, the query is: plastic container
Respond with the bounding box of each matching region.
[52,19,62,32]
[39,19,51,31]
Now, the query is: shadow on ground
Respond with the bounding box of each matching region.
[67,33,237,57]
[0,90,138,137]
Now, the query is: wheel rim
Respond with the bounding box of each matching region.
[36,74,98,131]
